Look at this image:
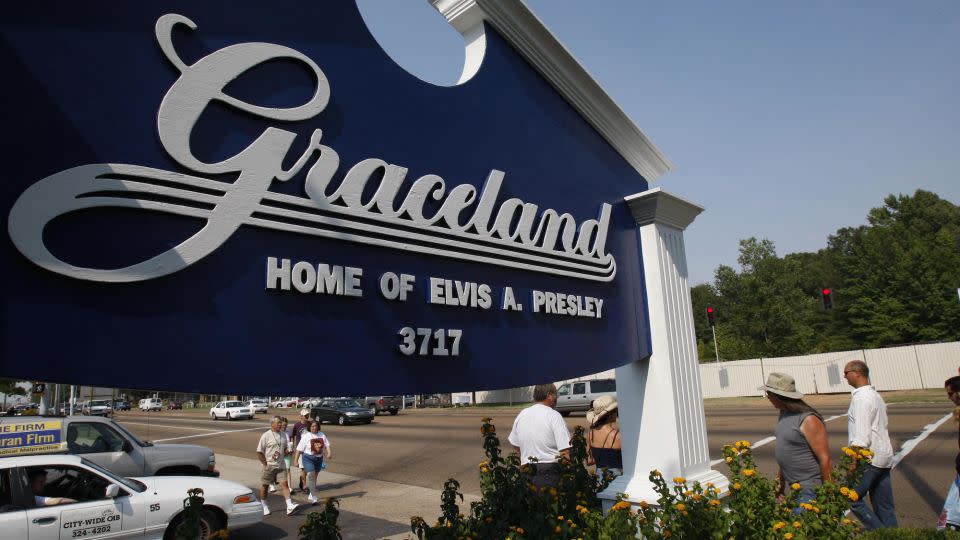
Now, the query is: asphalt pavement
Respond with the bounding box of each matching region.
[115,395,957,538]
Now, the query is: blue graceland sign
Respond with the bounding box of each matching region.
[1,2,655,394]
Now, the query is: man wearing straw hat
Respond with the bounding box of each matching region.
[508,383,571,488]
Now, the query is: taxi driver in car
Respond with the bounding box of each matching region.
[29,469,76,506]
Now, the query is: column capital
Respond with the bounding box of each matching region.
[624,187,704,230]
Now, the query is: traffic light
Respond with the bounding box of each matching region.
[706,306,717,327]
[820,288,834,310]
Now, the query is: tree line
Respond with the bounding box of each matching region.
[690,189,960,362]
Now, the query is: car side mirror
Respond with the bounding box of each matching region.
[122,440,133,453]
[105,484,120,498]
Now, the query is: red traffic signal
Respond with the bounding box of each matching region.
[706,306,716,326]
[820,288,834,310]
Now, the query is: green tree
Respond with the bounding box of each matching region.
[0,378,28,410]
[831,190,960,347]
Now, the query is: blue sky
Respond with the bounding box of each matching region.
[357,1,959,285]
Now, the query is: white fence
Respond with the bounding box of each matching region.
[456,341,960,404]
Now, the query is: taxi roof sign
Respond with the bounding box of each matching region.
[0,419,66,457]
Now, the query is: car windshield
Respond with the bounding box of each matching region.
[225,401,245,408]
[109,420,150,447]
[333,400,360,408]
[90,400,111,407]
[81,457,147,493]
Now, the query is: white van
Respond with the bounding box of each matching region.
[555,378,616,416]
[139,397,162,411]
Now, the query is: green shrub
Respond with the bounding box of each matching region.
[299,498,343,540]
[412,419,876,539]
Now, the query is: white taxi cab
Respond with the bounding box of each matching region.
[0,421,262,539]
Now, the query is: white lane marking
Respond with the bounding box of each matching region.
[122,422,225,432]
[709,414,844,466]
[152,426,267,443]
[890,412,953,468]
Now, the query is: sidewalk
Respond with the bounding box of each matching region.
[217,454,480,540]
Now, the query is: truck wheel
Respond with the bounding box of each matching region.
[210,412,217,420]
[368,405,377,416]
[389,409,398,416]
[338,415,346,426]
[225,412,231,420]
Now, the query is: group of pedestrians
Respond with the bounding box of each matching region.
[256,410,332,516]
[508,360,910,531]
[507,383,622,487]
[763,360,896,530]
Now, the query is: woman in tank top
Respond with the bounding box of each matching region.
[761,372,832,504]
[586,395,622,475]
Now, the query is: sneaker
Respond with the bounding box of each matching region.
[286,502,297,516]
[308,493,318,504]
[269,484,277,493]
[262,503,271,516]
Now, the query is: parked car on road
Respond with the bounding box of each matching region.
[247,399,268,413]
[113,400,131,411]
[138,398,162,411]
[271,397,297,408]
[81,399,114,417]
[0,453,257,539]
[210,401,254,421]
[309,399,374,425]
[167,400,183,410]
[555,378,617,416]
[363,396,402,415]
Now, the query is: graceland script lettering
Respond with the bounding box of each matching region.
[7,14,616,283]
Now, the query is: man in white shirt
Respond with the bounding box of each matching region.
[508,383,571,487]
[845,360,897,529]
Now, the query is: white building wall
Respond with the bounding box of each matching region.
[916,342,960,388]
[864,345,924,391]
[699,360,764,399]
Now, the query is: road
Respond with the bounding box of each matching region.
[114,398,956,538]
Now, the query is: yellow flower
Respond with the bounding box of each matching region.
[673,476,686,484]
[812,506,820,513]
[577,506,588,515]
[840,487,850,496]
[725,456,733,463]
[709,499,721,507]
[792,521,801,528]
[557,515,564,521]
[859,448,873,457]
[843,447,856,458]
[773,522,786,531]
[741,440,751,448]
[639,500,650,509]
[549,488,557,497]
[842,518,853,525]
[848,491,859,501]
[692,494,702,502]
[611,501,632,512]
[784,534,794,540]
[791,482,801,490]
[732,482,742,490]
[743,469,756,477]
[675,503,686,512]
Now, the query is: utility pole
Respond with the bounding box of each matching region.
[711,325,720,364]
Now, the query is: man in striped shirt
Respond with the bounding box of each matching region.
[845,360,897,530]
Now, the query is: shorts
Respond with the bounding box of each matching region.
[938,475,960,530]
[260,465,285,486]
[302,454,324,473]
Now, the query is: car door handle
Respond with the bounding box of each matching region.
[33,517,57,524]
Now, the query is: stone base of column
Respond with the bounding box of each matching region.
[599,467,729,512]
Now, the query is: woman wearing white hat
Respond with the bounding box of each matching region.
[761,372,832,504]
[586,395,622,475]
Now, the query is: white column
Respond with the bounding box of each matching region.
[599,187,728,511]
